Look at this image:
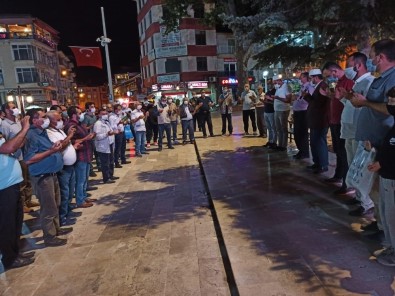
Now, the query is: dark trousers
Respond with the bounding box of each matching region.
[98,144,114,182]
[198,111,214,136]
[158,123,172,148]
[19,160,33,205]
[130,123,136,140]
[193,113,200,131]
[114,133,125,165]
[255,107,266,136]
[310,128,329,168]
[181,119,195,141]
[330,124,348,184]
[221,113,233,135]
[30,175,61,241]
[242,109,257,133]
[293,110,310,157]
[0,183,23,267]
[146,121,158,143]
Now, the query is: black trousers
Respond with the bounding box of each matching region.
[221,113,233,134]
[114,133,126,165]
[0,183,23,267]
[330,124,348,184]
[293,110,310,157]
[242,109,257,133]
[198,111,214,136]
[98,143,114,182]
[146,121,158,143]
[193,113,200,131]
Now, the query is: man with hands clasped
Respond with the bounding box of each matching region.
[131,102,148,157]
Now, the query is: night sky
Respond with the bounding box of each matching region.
[1,0,140,85]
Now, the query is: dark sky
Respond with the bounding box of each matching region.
[1,0,140,85]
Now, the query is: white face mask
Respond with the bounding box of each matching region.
[79,113,85,122]
[56,120,64,130]
[41,118,50,129]
[274,84,280,90]
[168,99,173,104]
[101,115,108,121]
[183,101,188,105]
[90,108,96,113]
[137,105,142,110]
[344,67,357,80]
[12,108,21,117]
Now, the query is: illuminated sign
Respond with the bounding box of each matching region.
[151,84,159,92]
[221,78,238,85]
[160,84,174,90]
[188,81,208,89]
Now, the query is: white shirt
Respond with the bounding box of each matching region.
[274,83,291,112]
[47,128,77,165]
[131,110,146,132]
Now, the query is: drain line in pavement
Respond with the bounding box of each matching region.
[194,143,240,296]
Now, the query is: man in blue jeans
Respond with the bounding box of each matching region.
[64,106,96,208]
[131,102,148,157]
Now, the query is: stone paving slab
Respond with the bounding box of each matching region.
[196,112,395,296]
[0,136,230,296]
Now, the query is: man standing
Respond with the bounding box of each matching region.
[1,102,37,212]
[157,95,174,151]
[292,72,311,159]
[190,91,201,131]
[0,116,35,269]
[350,39,395,219]
[131,102,148,157]
[64,106,96,208]
[303,69,330,174]
[82,102,99,176]
[196,90,214,138]
[273,75,292,151]
[263,83,277,148]
[321,62,354,192]
[46,111,78,226]
[218,86,234,136]
[94,108,117,183]
[24,109,72,247]
[255,85,267,138]
[110,104,126,168]
[240,83,257,135]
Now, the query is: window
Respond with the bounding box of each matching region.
[196,57,207,71]
[148,10,152,26]
[195,30,206,45]
[224,63,236,76]
[12,44,36,60]
[165,58,181,73]
[0,69,3,85]
[193,3,204,18]
[16,68,39,83]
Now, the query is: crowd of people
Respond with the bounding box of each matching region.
[1,38,395,271]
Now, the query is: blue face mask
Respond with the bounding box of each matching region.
[326,77,338,84]
[366,59,377,72]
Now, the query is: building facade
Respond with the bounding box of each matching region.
[77,85,109,110]
[0,15,76,109]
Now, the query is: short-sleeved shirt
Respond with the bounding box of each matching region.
[47,127,77,166]
[0,140,23,190]
[240,90,257,110]
[24,126,63,176]
[0,118,23,159]
[355,67,395,147]
[131,110,146,132]
[274,83,291,112]
[82,113,97,132]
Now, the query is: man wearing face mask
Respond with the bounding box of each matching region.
[46,111,79,226]
[131,102,148,157]
[350,39,395,223]
[303,69,330,174]
[321,62,354,189]
[167,97,179,144]
[82,102,99,177]
[218,86,234,136]
[1,102,37,213]
[272,75,292,151]
[24,109,71,247]
[195,90,214,138]
[94,108,118,182]
[240,83,257,136]
[64,106,96,208]
[157,95,174,151]
[179,97,195,144]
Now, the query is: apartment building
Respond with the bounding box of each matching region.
[0,15,75,108]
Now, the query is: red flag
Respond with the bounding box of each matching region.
[69,46,103,69]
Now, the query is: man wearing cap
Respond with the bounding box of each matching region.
[303,69,330,174]
[273,75,292,151]
[240,83,257,135]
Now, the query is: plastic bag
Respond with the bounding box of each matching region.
[345,145,376,197]
[124,125,133,140]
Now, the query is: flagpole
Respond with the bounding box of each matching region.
[100,7,114,103]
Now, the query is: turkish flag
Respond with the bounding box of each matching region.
[69,46,103,69]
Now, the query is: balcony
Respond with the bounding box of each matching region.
[0,31,56,48]
[217,45,235,54]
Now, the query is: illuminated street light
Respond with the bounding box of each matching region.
[7,86,34,116]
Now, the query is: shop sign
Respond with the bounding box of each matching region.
[152,84,159,92]
[221,78,238,85]
[157,73,180,84]
[187,81,208,89]
[160,84,174,90]
[155,45,187,58]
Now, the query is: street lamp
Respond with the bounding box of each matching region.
[7,86,34,116]
[262,70,269,92]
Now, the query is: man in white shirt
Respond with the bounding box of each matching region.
[46,111,79,226]
[131,102,148,157]
[240,83,258,135]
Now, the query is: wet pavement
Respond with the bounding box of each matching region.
[1,111,395,296]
